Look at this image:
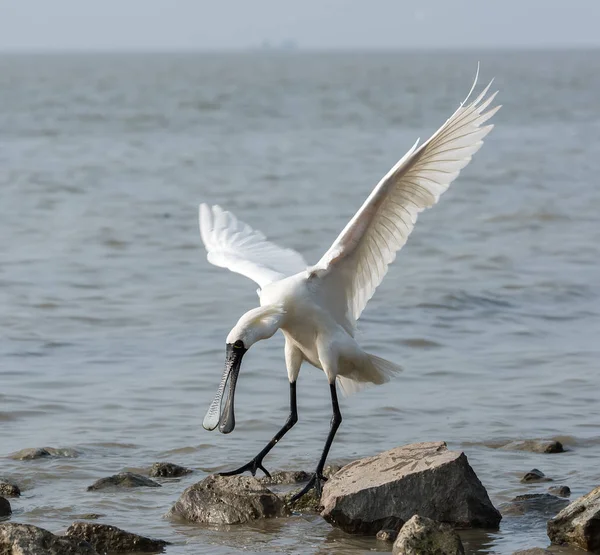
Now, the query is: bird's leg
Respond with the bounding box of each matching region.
[219,381,298,479]
[290,381,342,503]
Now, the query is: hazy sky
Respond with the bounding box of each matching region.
[1,0,599,51]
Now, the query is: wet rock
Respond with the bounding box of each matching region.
[9,447,80,460]
[520,469,552,483]
[148,462,193,478]
[547,485,600,551]
[548,485,571,498]
[0,522,97,554]
[393,515,465,555]
[87,472,161,491]
[167,474,289,524]
[72,514,105,520]
[284,487,321,513]
[0,497,11,517]
[258,470,311,485]
[377,528,400,542]
[320,441,501,535]
[500,494,569,516]
[0,481,20,497]
[66,522,169,553]
[513,549,552,555]
[500,439,564,454]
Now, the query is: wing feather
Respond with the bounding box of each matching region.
[314,72,500,324]
[199,204,307,289]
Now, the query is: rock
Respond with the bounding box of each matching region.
[393,515,465,555]
[66,522,169,553]
[9,447,80,460]
[377,528,400,542]
[0,497,11,517]
[548,485,571,498]
[167,474,290,524]
[500,439,564,454]
[320,441,501,535]
[0,522,97,554]
[284,487,321,513]
[148,462,193,478]
[513,549,552,555]
[87,472,161,491]
[547,485,600,551]
[72,514,105,520]
[0,482,20,497]
[499,494,569,516]
[323,464,344,479]
[520,469,552,483]
[258,470,311,485]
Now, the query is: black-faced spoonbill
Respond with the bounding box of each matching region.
[199,71,500,501]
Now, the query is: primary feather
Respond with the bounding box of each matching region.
[313,75,501,325]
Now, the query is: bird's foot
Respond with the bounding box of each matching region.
[289,472,327,504]
[218,456,271,479]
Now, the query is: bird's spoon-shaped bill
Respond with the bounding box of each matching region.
[202,344,245,434]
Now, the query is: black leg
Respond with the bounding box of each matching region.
[219,381,298,478]
[290,381,342,503]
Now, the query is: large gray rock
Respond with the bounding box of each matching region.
[547,485,600,551]
[0,523,97,554]
[499,439,564,454]
[393,515,465,555]
[0,482,20,497]
[320,442,501,535]
[87,472,161,491]
[9,447,80,460]
[0,497,11,517]
[168,474,289,524]
[66,522,169,553]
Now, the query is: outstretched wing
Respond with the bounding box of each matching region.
[199,204,307,289]
[313,72,500,325]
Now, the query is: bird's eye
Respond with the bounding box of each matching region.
[233,340,244,349]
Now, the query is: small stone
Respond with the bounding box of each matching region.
[9,447,80,460]
[72,514,105,520]
[0,522,97,554]
[0,482,20,497]
[513,549,552,555]
[377,528,400,542]
[500,440,564,454]
[323,464,343,479]
[87,472,161,491]
[393,515,464,555]
[258,470,311,485]
[548,485,570,498]
[500,494,569,516]
[148,462,192,478]
[167,474,289,524]
[320,442,501,535]
[0,497,11,518]
[520,469,552,483]
[547,485,600,551]
[66,522,169,553]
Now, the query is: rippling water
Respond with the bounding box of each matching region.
[1,50,599,554]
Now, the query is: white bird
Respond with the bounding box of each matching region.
[199,70,500,501]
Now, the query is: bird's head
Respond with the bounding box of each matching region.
[202,305,285,434]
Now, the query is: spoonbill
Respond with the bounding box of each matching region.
[199,71,499,501]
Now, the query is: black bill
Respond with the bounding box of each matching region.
[202,343,246,434]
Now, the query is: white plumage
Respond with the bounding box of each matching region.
[198,70,499,492]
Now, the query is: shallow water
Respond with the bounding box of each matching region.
[1,50,599,554]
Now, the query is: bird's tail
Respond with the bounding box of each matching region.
[337,353,402,397]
